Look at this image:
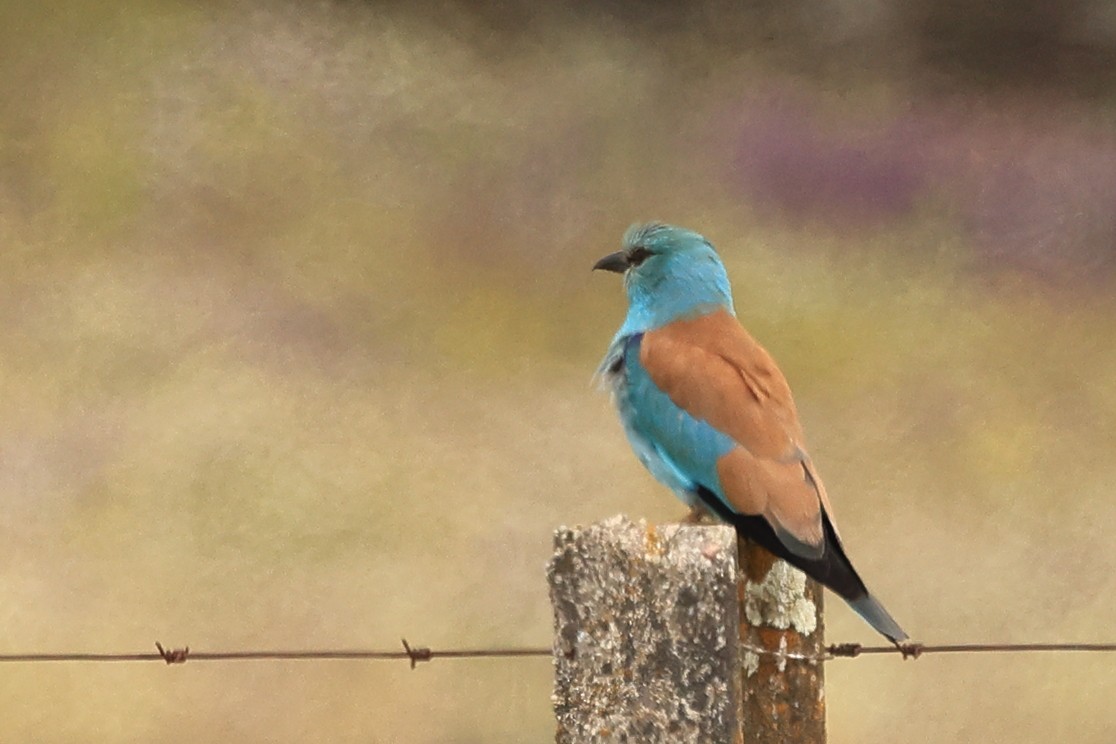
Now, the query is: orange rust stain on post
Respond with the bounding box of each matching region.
[738,538,826,744]
[644,524,662,556]
[742,544,778,582]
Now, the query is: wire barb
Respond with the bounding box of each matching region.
[401,639,432,669]
[155,642,189,665]
[898,642,924,660]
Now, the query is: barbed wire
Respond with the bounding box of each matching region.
[0,639,1114,668]
[0,641,552,668]
[742,641,1116,663]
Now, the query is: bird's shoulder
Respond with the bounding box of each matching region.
[639,309,805,456]
[595,332,642,394]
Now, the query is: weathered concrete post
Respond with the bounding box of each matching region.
[548,515,743,744]
[738,539,826,744]
[548,516,825,744]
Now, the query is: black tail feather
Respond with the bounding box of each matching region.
[693,485,908,642]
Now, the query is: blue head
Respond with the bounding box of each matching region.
[594,222,735,335]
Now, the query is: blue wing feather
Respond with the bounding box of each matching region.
[612,334,738,513]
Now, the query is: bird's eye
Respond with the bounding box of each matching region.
[628,246,653,267]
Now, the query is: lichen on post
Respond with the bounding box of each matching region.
[547,516,743,744]
[738,538,826,744]
[547,517,827,744]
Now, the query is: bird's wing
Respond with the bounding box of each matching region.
[638,309,836,558]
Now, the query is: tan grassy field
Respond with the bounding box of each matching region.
[2,2,1115,742]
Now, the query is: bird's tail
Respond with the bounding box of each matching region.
[693,485,910,643]
[815,516,910,643]
[849,593,908,643]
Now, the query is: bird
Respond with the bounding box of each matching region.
[594,221,908,643]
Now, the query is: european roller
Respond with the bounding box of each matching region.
[594,222,908,643]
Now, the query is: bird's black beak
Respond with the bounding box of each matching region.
[592,251,629,273]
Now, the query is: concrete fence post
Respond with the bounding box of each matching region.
[547,515,825,744]
[738,539,826,744]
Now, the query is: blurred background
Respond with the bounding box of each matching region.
[2,1,1115,741]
